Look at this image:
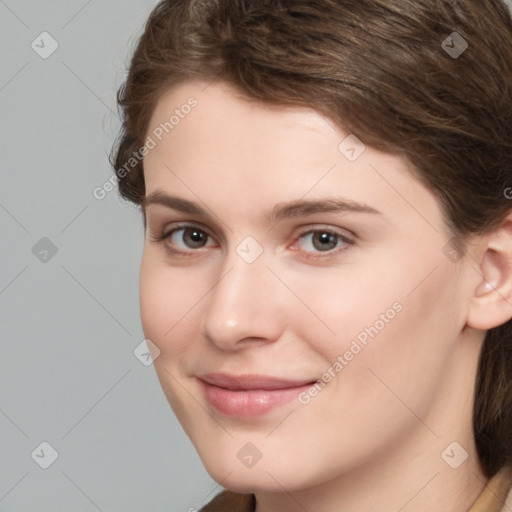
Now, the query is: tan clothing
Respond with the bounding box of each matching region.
[200,466,512,512]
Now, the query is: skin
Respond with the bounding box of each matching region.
[139,79,512,512]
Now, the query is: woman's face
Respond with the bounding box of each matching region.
[140,80,479,492]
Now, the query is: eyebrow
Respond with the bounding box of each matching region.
[141,191,382,224]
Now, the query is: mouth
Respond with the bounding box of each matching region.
[198,373,318,417]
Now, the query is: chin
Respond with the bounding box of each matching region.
[201,450,314,494]
[210,471,286,494]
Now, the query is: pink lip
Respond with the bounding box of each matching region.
[198,373,316,417]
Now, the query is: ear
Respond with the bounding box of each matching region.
[466,212,512,330]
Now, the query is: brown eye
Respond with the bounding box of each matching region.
[180,227,208,248]
[311,231,338,251]
[160,225,216,252]
[294,228,355,258]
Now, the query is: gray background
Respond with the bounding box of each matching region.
[0,1,217,511]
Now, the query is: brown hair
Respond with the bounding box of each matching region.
[111,0,512,478]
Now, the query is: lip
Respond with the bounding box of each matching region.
[198,373,317,417]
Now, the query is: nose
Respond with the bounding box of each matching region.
[200,249,285,350]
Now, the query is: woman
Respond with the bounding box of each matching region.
[111,0,512,510]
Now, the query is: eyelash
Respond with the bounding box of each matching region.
[150,223,355,260]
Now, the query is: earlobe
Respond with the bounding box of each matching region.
[466,214,512,330]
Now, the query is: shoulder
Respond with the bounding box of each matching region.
[199,490,255,512]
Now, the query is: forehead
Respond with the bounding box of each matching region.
[146,80,341,168]
[142,80,445,235]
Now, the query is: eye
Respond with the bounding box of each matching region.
[293,228,354,257]
[150,223,354,259]
[153,224,216,253]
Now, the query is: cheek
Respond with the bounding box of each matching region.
[139,252,204,417]
[139,251,198,356]
[289,250,462,404]
[278,253,407,361]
